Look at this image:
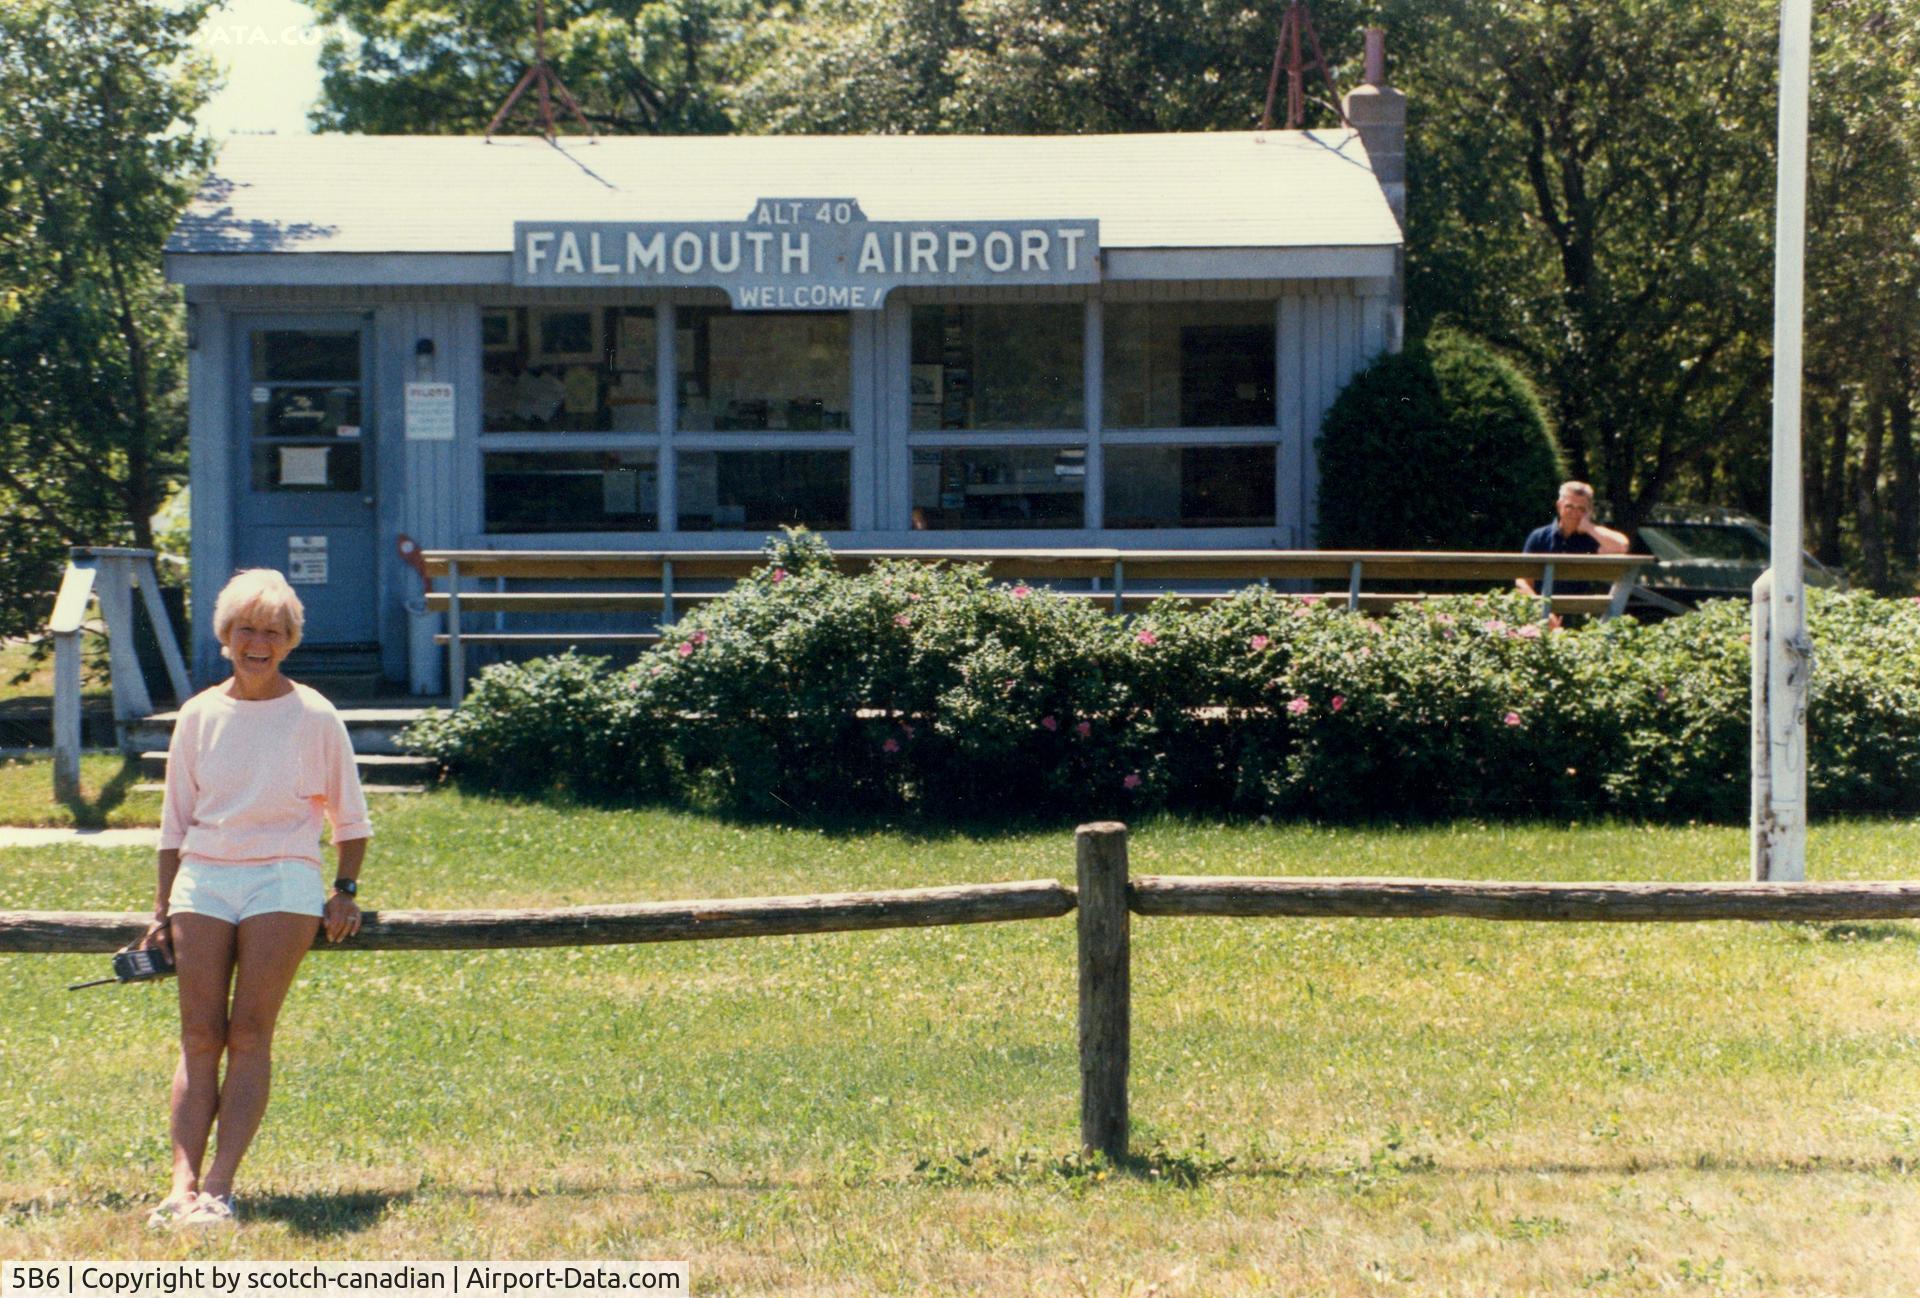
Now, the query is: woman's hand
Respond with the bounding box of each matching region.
[126,914,173,962]
[323,892,361,944]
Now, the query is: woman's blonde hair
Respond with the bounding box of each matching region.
[213,569,305,659]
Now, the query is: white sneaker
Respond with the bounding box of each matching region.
[144,1192,197,1229]
[181,1192,238,1227]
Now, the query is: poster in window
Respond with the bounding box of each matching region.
[530,308,601,365]
[481,309,518,354]
[910,365,943,405]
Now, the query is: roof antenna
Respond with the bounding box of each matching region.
[1260,0,1353,131]
[485,0,597,143]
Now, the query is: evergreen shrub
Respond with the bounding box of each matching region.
[1316,330,1566,550]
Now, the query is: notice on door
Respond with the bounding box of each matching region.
[288,535,328,585]
[405,382,456,441]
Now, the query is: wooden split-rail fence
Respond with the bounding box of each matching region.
[10,824,1915,1162]
[419,548,1648,705]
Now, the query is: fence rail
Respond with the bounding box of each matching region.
[10,823,1910,1168]
[419,547,1646,704]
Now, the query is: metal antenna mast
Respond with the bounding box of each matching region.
[485,0,596,142]
[1260,0,1352,130]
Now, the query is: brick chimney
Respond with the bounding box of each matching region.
[1341,27,1406,349]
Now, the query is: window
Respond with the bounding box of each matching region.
[910,446,1085,530]
[1104,445,1276,529]
[1104,301,1275,428]
[248,328,362,492]
[484,451,658,534]
[482,306,658,433]
[677,451,851,531]
[910,304,1083,430]
[675,308,850,432]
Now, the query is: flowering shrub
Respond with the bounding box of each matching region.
[403,534,1920,822]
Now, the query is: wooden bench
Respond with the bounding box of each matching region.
[419,549,1645,705]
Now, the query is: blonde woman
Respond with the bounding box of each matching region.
[131,569,371,1228]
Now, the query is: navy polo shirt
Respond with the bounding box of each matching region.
[1522,522,1600,556]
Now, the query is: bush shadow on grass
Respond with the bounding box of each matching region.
[59,757,142,830]
[245,1188,412,1238]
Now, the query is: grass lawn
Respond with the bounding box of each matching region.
[1,794,1917,1294]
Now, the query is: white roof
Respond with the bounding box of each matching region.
[167,130,1402,256]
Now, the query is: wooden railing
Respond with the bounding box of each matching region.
[11,824,1918,1167]
[419,549,1646,705]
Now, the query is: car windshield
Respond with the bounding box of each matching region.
[1640,524,1771,563]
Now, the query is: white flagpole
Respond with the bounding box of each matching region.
[1754,0,1813,882]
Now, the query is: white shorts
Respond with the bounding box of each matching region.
[168,859,327,924]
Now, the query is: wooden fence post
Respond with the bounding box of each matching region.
[1077,821,1130,1162]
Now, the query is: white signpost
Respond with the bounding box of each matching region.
[1753,0,1813,883]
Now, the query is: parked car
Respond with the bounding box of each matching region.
[1632,507,1841,610]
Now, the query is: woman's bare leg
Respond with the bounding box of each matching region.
[199,910,319,1197]
[169,913,236,1199]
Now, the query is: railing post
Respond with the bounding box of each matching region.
[1077,821,1130,1162]
[1347,560,1363,612]
[447,558,465,707]
[662,557,676,628]
[49,558,96,803]
[1539,561,1556,623]
[1112,559,1125,615]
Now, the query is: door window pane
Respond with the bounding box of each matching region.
[675,308,850,432]
[910,446,1085,530]
[1105,445,1276,529]
[910,304,1084,430]
[485,451,659,533]
[251,387,362,439]
[676,451,850,531]
[482,306,658,433]
[251,330,359,383]
[1104,301,1276,428]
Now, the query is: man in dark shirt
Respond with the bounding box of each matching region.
[1517,481,1631,598]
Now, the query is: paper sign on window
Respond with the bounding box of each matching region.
[279,446,331,486]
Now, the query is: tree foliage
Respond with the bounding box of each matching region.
[0,0,214,638]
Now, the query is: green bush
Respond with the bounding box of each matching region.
[1316,330,1566,550]
[402,535,1920,824]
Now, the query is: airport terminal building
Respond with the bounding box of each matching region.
[165,95,1405,693]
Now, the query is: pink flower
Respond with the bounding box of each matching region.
[1249,634,1270,652]
[1012,584,1032,598]
[893,613,912,628]
[906,592,923,602]
[677,641,694,657]
[1075,720,1092,738]
[770,568,788,584]
[1436,613,1456,626]
[1123,773,1142,790]
[882,738,900,753]
[1040,714,1058,731]
[1136,629,1158,646]
[1503,711,1522,727]
[1483,619,1507,635]
[1287,696,1310,716]
[1302,594,1322,606]
[1364,620,1384,635]
[690,630,708,646]
[649,664,664,677]
[1516,623,1542,640]
[1330,694,1346,712]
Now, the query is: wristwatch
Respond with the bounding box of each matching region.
[332,877,358,898]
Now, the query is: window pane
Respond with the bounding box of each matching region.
[251,386,361,439]
[485,451,658,534]
[251,330,359,382]
[1105,445,1276,529]
[482,306,657,433]
[1104,301,1275,428]
[676,308,850,432]
[910,304,1083,430]
[910,445,1085,530]
[250,442,362,492]
[676,451,850,531]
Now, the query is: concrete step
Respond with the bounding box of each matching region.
[138,750,438,785]
[124,704,431,757]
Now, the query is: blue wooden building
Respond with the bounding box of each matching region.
[165,105,1405,695]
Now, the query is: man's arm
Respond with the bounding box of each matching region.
[1589,522,1631,553]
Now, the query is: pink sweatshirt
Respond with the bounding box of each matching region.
[159,681,373,870]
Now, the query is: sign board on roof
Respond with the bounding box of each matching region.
[513,198,1099,310]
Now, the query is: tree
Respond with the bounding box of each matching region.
[0,0,214,639]
[309,0,743,135]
